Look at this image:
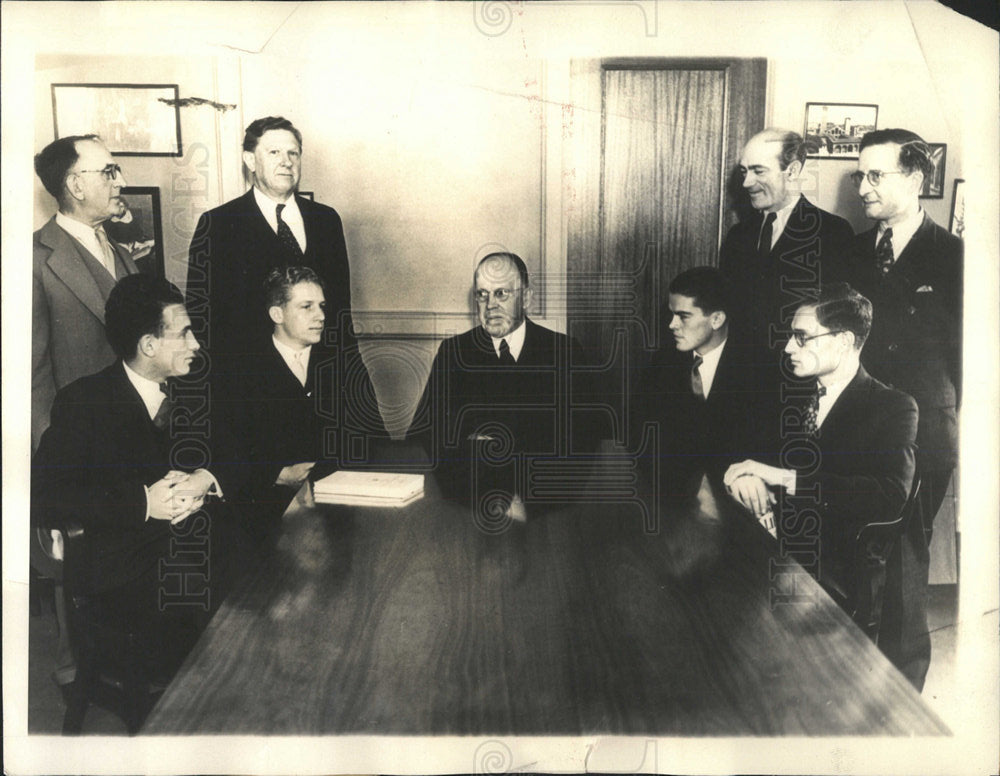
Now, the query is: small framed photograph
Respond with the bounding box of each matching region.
[920,143,947,199]
[803,102,878,159]
[949,178,965,238]
[104,187,164,278]
[51,83,182,156]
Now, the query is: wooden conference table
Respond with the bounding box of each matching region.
[143,473,948,736]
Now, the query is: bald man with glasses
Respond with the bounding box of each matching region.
[842,128,963,690]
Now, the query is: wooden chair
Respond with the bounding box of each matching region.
[822,475,922,643]
[59,521,166,735]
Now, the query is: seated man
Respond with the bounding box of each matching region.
[408,252,592,522]
[31,274,250,678]
[723,283,917,613]
[632,267,778,497]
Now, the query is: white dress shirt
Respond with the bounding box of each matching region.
[56,211,116,276]
[761,195,800,251]
[490,320,527,361]
[253,186,307,252]
[273,335,312,388]
[693,338,727,398]
[815,370,855,430]
[877,207,923,262]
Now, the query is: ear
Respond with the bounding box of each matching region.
[269,305,284,325]
[64,173,85,203]
[710,310,727,330]
[137,333,157,358]
[242,150,257,175]
[522,286,534,313]
[785,159,803,179]
[841,330,857,350]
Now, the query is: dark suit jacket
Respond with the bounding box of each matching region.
[32,216,138,450]
[844,213,962,473]
[408,318,590,499]
[632,336,780,494]
[188,189,355,371]
[719,195,853,351]
[777,366,917,578]
[31,362,242,596]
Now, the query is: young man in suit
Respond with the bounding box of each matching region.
[32,134,139,451]
[842,128,963,689]
[723,284,919,683]
[32,274,249,678]
[409,252,590,523]
[719,129,854,353]
[632,267,778,498]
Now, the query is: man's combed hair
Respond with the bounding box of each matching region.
[668,266,733,316]
[859,128,934,180]
[105,274,185,360]
[761,128,807,171]
[477,252,530,288]
[243,116,303,152]
[34,134,100,204]
[264,265,325,309]
[814,282,873,350]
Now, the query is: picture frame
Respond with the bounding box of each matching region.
[803,102,878,159]
[104,186,164,278]
[921,143,947,199]
[949,178,965,238]
[51,83,182,156]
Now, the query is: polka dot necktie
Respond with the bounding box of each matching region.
[803,384,827,436]
[876,227,894,274]
[275,203,304,259]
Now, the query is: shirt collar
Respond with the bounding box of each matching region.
[878,207,923,256]
[763,195,800,246]
[122,361,166,420]
[815,366,858,428]
[490,319,527,361]
[272,334,312,361]
[56,211,103,245]
[253,186,302,225]
[692,337,726,398]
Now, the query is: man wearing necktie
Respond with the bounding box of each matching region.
[32,274,250,681]
[723,284,919,685]
[632,267,778,499]
[409,252,590,524]
[842,129,963,689]
[32,134,139,451]
[719,129,853,353]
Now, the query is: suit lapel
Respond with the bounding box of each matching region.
[39,218,108,322]
[817,367,870,444]
[768,195,806,260]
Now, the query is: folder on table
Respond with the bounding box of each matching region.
[313,471,425,507]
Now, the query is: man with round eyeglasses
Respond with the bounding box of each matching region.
[843,128,963,690]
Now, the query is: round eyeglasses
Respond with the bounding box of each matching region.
[790,330,844,347]
[849,169,905,188]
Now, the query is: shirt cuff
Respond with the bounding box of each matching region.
[782,469,798,496]
[143,484,151,521]
[196,468,224,499]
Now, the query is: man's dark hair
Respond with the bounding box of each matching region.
[812,282,873,350]
[476,252,530,288]
[105,274,186,360]
[34,134,100,205]
[242,116,303,153]
[859,128,934,179]
[668,266,733,317]
[263,265,326,310]
[761,128,807,171]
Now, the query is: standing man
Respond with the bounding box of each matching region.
[719,129,853,352]
[843,128,963,690]
[33,134,138,450]
[189,116,356,377]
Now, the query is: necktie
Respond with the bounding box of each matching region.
[152,383,172,430]
[876,227,894,274]
[691,354,705,400]
[275,203,304,259]
[757,212,777,259]
[802,384,827,436]
[94,225,118,278]
[498,339,516,365]
[292,349,308,386]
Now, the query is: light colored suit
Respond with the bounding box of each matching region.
[32,215,138,450]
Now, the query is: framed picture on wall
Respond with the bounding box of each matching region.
[104,186,164,278]
[921,143,947,199]
[51,83,182,156]
[949,178,965,238]
[803,102,878,159]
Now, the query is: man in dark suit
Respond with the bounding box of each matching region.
[719,129,854,352]
[187,116,364,394]
[724,284,918,678]
[33,134,139,451]
[32,274,249,677]
[409,252,588,523]
[632,267,779,498]
[842,128,963,689]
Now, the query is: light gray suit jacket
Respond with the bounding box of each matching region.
[32,216,138,450]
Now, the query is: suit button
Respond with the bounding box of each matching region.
[888,344,898,352]
[908,306,916,315]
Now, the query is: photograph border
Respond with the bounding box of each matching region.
[803,101,879,159]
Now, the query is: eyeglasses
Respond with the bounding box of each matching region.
[790,330,844,347]
[71,163,123,182]
[474,288,520,303]
[849,169,905,188]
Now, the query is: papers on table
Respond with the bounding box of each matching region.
[313,470,425,507]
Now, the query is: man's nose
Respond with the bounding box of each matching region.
[742,171,755,188]
[668,315,680,330]
[857,175,872,196]
[188,332,201,350]
[114,168,127,187]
